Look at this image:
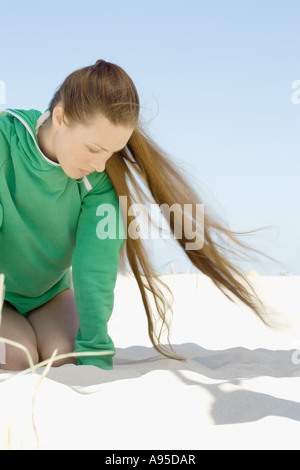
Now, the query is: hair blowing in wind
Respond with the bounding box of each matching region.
[49,59,270,360]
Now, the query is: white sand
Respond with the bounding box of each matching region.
[0,273,300,450]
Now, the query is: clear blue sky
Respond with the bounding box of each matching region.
[0,0,299,274]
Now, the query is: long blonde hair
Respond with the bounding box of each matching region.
[50,60,269,360]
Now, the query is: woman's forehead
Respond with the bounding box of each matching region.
[77,114,134,150]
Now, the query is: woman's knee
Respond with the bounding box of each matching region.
[27,288,79,367]
[0,301,39,371]
[38,340,77,367]
[0,342,39,371]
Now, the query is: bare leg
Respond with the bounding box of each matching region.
[27,287,79,367]
[0,301,39,371]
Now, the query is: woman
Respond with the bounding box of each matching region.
[0,60,267,371]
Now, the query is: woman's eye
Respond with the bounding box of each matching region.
[88,148,99,154]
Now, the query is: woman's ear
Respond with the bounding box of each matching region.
[52,105,67,130]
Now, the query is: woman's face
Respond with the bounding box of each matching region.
[52,107,134,180]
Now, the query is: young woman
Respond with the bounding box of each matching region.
[0,60,268,371]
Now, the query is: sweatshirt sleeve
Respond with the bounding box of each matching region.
[72,173,125,369]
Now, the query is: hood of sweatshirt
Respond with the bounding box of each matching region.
[1,108,92,191]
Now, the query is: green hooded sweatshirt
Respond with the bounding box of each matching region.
[0,109,125,369]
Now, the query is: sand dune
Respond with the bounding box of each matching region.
[0,274,300,450]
